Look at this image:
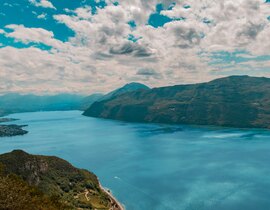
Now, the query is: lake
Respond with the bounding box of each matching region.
[1,111,270,210]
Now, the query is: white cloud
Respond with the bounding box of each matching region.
[4,25,62,48]
[29,0,56,10]
[3,3,13,7]
[0,0,270,94]
[74,6,92,20]
[37,13,47,19]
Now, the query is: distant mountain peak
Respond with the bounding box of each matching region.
[115,82,150,91]
[123,82,149,87]
[99,82,150,101]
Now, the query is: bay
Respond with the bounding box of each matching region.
[1,111,270,210]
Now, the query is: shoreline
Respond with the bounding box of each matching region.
[0,118,18,123]
[99,181,125,210]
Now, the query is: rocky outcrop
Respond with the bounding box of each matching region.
[0,125,28,137]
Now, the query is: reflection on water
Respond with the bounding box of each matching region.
[1,111,270,210]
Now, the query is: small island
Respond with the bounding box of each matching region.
[0,125,28,137]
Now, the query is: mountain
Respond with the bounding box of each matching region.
[83,76,270,129]
[0,150,123,210]
[0,93,85,116]
[98,82,150,102]
[0,83,149,117]
[80,93,104,110]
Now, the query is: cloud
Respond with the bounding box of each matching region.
[4,24,63,48]
[3,3,13,7]
[136,68,162,80]
[37,13,47,20]
[0,0,270,94]
[0,46,101,94]
[136,68,157,76]
[29,0,56,10]
[74,6,92,20]
[109,42,152,57]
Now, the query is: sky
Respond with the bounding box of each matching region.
[0,0,270,95]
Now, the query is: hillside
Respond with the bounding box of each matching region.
[0,150,123,210]
[83,76,270,129]
[80,94,104,110]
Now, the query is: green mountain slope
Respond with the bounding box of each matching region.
[83,76,270,129]
[80,94,104,110]
[0,173,69,210]
[0,150,122,210]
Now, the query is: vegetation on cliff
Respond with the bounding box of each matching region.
[84,76,270,129]
[0,150,122,210]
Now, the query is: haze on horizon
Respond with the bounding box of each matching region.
[0,0,270,95]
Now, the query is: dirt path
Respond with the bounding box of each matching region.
[84,190,90,201]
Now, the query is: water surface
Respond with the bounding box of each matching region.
[1,111,270,210]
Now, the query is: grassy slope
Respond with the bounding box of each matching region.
[0,150,113,210]
[0,167,70,210]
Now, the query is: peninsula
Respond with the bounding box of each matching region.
[83,76,270,129]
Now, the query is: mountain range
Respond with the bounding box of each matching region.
[0,93,86,116]
[0,83,149,117]
[83,76,270,129]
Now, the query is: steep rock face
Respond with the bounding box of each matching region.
[83,76,270,129]
[0,150,120,209]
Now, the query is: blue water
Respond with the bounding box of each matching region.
[1,111,270,210]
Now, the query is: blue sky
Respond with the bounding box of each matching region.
[0,0,270,94]
[0,0,105,43]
